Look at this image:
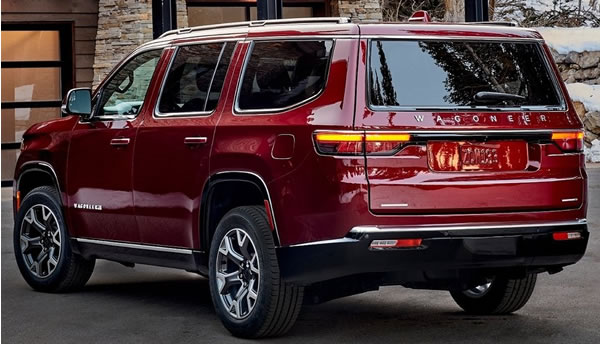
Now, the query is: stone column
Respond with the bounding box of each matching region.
[92,0,188,88]
[331,0,383,21]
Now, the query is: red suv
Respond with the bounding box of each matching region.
[13,17,588,338]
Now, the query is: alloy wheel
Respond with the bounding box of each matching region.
[19,204,61,278]
[215,228,260,319]
[463,282,492,298]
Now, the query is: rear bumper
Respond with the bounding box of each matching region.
[277,220,588,285]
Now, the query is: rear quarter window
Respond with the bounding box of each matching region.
[237,40,333,112]
[368,40,563,110]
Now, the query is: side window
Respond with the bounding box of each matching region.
[237,40,333,111]
[158,42,235,115]
[97,49,162,118]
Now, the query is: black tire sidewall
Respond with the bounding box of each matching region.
[13,188,75,291]
[208,207,278,336]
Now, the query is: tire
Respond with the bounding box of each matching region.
[209,206,303,338]
[13,186,95,292]
[450,274,537,315]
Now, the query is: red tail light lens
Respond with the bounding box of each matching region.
[314,132,363,155]
[314,131,411,156]
[551,131,584,152]
[552,231,583,241]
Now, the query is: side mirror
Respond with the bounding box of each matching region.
[62,88,92,119]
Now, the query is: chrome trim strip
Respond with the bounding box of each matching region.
[360,35,544,42]
[214,171,281,244]
[381,203,408,207]
[287,237,358,248]
[75,238,193,254]
[350,219,587,234]
[562,198,579,203]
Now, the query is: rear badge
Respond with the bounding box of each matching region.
[74,203,103,211]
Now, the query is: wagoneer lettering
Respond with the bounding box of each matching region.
[13,16,588,339]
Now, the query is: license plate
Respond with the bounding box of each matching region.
[427,141,528,172]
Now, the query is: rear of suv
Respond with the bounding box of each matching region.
[13,16,588,338]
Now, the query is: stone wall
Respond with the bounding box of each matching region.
[551,49,600,85]
[92,0,188,88]
[332,0,383,21]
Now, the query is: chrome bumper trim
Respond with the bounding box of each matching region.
[350,219,587,234]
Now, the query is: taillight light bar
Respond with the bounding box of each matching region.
[551,131,584,152]
[314,131,411,156]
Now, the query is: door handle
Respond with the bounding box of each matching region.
[110,138,131,146]
[184,137,208,145]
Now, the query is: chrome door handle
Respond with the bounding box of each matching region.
[184,137,208,145]
[110,138,130,146]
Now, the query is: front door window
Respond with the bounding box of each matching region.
[96,50,162,118]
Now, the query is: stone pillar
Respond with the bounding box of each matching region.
[92,0,188,88]
[331,0,383,22]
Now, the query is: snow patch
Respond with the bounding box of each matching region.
[566,83,600,112]
[536,27,600,54]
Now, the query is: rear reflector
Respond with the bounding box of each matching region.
[552,231,582,241]
[370,239,423,249]
[314,131,411,156]
[551,131,584,152]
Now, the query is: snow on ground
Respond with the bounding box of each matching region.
[566,83,600,112]
[536,27,600,53]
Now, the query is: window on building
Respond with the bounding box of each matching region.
[1,24,73,186]
[237,40,333,111]
[158,42,235,114]
[186,1,326,27]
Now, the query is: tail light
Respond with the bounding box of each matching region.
[551,131,584,152]
[552,231,583,241]
[314,131,411,156]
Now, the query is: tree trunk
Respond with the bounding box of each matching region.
[444,0,465,22]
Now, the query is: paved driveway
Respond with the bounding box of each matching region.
[2,168,599,343]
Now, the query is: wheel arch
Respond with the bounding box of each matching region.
[200,171,279,252]
[16,161,63,208]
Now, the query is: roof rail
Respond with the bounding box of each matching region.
[462,21,519,27]
[159,17,351,39]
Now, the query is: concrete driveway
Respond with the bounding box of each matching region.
[2,168,599,343]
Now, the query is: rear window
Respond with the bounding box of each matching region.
[237,40,333,111]
[368,40,563,110]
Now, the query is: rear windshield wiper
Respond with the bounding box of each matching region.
[473,91,526,103]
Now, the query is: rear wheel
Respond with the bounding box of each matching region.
[13,186,95,292]
[450,274,537,315]
[209,206,303,338]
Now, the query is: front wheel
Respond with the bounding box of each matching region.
[208,206,303,338]
[13,186,95,292]
[450,274,537,315]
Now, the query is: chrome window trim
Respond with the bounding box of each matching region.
[233,39,335,116]
[214,171,281,245]
[154,41,236,119]
[74,238,194,254]
[88,46,167,123]
[350,219,587,234]
[365,39,566,113]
